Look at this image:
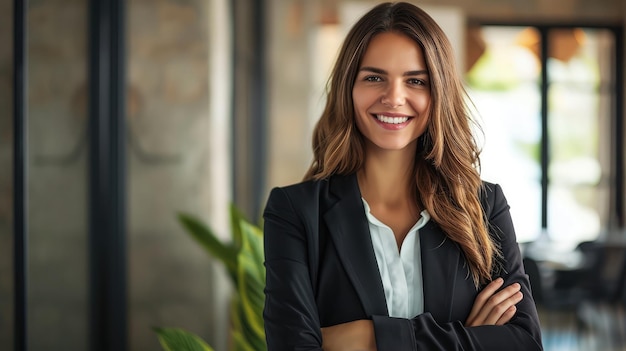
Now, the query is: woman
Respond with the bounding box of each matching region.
[263,2,543,350]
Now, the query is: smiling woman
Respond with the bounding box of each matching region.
[352,32,431,153]
[262,2,543,351]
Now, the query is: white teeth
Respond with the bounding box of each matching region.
[376,114,409,124]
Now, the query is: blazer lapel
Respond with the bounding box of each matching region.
[323,174,389,317]
[420,220,461,322]
[321,174,465,322]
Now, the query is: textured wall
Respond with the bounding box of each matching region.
[127,0,223,349]
[266,0,318,192]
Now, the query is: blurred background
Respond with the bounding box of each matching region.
[1,0,625,350]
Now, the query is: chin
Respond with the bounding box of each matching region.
[373,142,415,151]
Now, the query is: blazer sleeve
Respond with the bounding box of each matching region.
[371,183,544,350]
[263,187,323,351]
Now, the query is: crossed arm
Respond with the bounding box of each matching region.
[321,278,524,351]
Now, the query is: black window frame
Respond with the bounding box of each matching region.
[468,20,624,234]
[12,0,129,350]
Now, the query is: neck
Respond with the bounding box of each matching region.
[357,145,416,206]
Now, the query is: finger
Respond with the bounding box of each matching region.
[468,279,516,325]
[495,305,517,325]
[466,278,504,324]
[469,283,522,326]
[482,290,523,325]
[483,283,521,311]
[477,278,506,305]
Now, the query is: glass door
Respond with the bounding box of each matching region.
[5,0,234,350]
[25,1,90,349]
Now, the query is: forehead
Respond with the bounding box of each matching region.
[360,32,426,69]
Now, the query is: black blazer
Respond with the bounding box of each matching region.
[263,174,543,350]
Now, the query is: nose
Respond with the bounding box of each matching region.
[381,81,406,108]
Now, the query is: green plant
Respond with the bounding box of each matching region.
[154,327,215,351]
[154,204,266,351]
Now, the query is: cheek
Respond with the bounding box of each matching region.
[412,98,431,131]
[352,91,370,124]
[352,89,364,112]
[415,94,431,111]
[351,90,364,129]
[352,86,378,111]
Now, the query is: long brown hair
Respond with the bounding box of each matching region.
[304,2,500,287]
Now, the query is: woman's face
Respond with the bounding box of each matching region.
[352,31,431,153]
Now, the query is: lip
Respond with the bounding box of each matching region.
[372,112,411,118]
[371,113,413,130]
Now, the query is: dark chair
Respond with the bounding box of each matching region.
[524,240,626,350]
[524,252,595,351]
[523,256,587,310]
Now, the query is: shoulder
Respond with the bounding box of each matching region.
[275,178,329,197]
[479,181,509,220]
[264,176,336,218]
[264,174,356,220]
[266,178,328,208]
[479,181,518,254]
[266,173,355,203]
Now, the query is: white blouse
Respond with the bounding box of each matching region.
[362,198,431,319]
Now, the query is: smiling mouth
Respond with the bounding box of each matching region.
[374,114,411,124]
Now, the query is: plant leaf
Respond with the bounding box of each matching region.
[240,222,265,277]
[153,327,214,351]
[236,216,266,346]
[178,213,238,284]
[231,288,265,351]
[232,330,256,351]
[229,203,246,250]
[172,205,268,351]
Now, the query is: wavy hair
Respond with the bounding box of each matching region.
[303,2,500,287]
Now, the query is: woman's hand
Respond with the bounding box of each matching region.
[321,319,376,351]
[465,278,523,327]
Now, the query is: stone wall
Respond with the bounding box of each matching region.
[126,1,230,349]
[127,0,235,348]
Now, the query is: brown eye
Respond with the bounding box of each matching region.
[408,78,426,86]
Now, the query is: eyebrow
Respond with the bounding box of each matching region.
[359,66,428,76]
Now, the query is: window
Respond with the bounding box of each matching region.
[466,24,622,246]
